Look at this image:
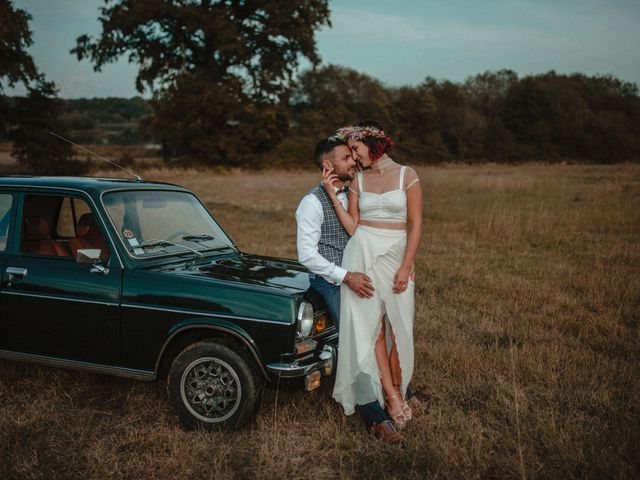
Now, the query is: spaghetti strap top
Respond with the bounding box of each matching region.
[358,166,407,224]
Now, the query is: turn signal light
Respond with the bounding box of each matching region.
[313,314,328,334]
[305,370,321,391]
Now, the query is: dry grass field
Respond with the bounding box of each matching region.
[1,164,639,479]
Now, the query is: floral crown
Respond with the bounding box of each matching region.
[336,125,386,141]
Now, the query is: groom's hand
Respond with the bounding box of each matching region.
[344,271,374,298]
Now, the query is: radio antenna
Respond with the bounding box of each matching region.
[49,130,142,181]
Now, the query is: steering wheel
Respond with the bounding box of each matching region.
[166,230,190,243]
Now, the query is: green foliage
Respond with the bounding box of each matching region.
[73,0,330,98]
[0,0,39,93]
[7,86,83,175]
[0,0,78,174]
[62,97,153,123]
[286,68,640,165]
[0,0,40,137]
[59,97,153,145]
[282,65,396,165]
[142,72,288,165]
[501,73,640,162]
[73,0,330,165]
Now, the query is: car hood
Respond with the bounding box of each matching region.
[159,253,311,293]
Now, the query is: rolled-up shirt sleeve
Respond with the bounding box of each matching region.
[295,194,348,285]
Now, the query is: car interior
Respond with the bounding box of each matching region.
[19,194,109,261]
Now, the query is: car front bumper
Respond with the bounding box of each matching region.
[266,344,337,390]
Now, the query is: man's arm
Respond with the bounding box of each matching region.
[295,194,347,284]
[295,194,374,298]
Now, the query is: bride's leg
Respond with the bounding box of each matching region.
[388,325,402,395]
[387,320,412,420]
[374,316,406,424]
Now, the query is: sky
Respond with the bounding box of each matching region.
[6,0,640,98]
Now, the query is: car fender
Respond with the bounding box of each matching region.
[154,317,268,379]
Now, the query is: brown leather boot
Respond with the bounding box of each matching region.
[372,420,404,442]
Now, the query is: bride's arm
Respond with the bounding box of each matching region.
[322,167,359,236]
[393,172,422,293]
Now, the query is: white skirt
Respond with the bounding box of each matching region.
[332,225,415,415]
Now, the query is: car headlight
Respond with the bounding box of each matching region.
[296,301,314,339]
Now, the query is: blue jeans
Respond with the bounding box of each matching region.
[309,275,390,427]
[309,275,341,330]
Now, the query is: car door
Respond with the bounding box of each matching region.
[0,191,122,365]
[0,191,18,345]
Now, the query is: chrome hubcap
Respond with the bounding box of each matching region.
[180,357,241,423]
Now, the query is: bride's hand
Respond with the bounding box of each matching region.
[322,165,338,197]
[393,264,413,294]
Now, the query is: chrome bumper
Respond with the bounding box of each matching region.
[266,344,336,379]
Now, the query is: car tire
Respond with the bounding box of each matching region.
[167,340,261,430]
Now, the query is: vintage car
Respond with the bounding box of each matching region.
[0,176,336,429]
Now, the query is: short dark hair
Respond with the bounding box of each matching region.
[314,136,347,170]
[354,120,394,161]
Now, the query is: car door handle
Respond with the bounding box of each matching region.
[6,267,28,279]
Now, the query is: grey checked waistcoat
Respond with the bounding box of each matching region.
[309,184,350,277]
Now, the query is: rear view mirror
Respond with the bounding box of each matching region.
[76,249,102,264]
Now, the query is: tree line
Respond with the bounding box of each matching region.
[56,67,640,167]
[277,66,640,166]
[1,0,639,174]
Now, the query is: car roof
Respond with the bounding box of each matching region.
[0,176,189,195]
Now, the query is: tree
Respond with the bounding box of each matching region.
[0,0,75,173]
[391,84,439,161]
[73,0,331,165]
[0,0,41,92]
[8,86,85,175]
[422,78,488,161]
[0,0,40,134]
[290,65,395,135]
[142,71,288,165]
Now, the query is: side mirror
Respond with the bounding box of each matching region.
[76,248,102,264]
[77,249,109,275]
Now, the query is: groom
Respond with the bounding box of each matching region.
[295,136,404,442]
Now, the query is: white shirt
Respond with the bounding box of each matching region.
[295,185,348,285]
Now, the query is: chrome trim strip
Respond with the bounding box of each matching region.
[0,349,154,381]
[154,324,269,380]
[1,294,293,326]
[267,345,337,378]
[1,290,119,307]
[266,361,319,377]
[122,302,292,326]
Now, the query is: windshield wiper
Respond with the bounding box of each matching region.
[181,234,235,252]
[137,239,204,258]
[182,234,216,242]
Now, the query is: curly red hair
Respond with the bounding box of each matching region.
[361,135,394,161]
[355,121,394,161]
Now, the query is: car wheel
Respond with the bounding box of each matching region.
[167,341,261,430]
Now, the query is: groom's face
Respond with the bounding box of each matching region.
[328,145,356,181]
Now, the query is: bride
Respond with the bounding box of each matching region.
[324,121,423,427]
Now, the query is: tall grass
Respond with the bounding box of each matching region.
[1,164,638,479]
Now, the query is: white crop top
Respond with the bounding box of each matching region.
[358,166,408,224]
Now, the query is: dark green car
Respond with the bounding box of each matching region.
[0,176,337,429]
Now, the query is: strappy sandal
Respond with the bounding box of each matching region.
[386,392,409,429]
[393,384,413,421]
[406,392,425,413]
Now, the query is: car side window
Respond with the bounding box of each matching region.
[0,193,14,252]
[20,194,110,260]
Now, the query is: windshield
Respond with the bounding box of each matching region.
[103,190,235,258]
